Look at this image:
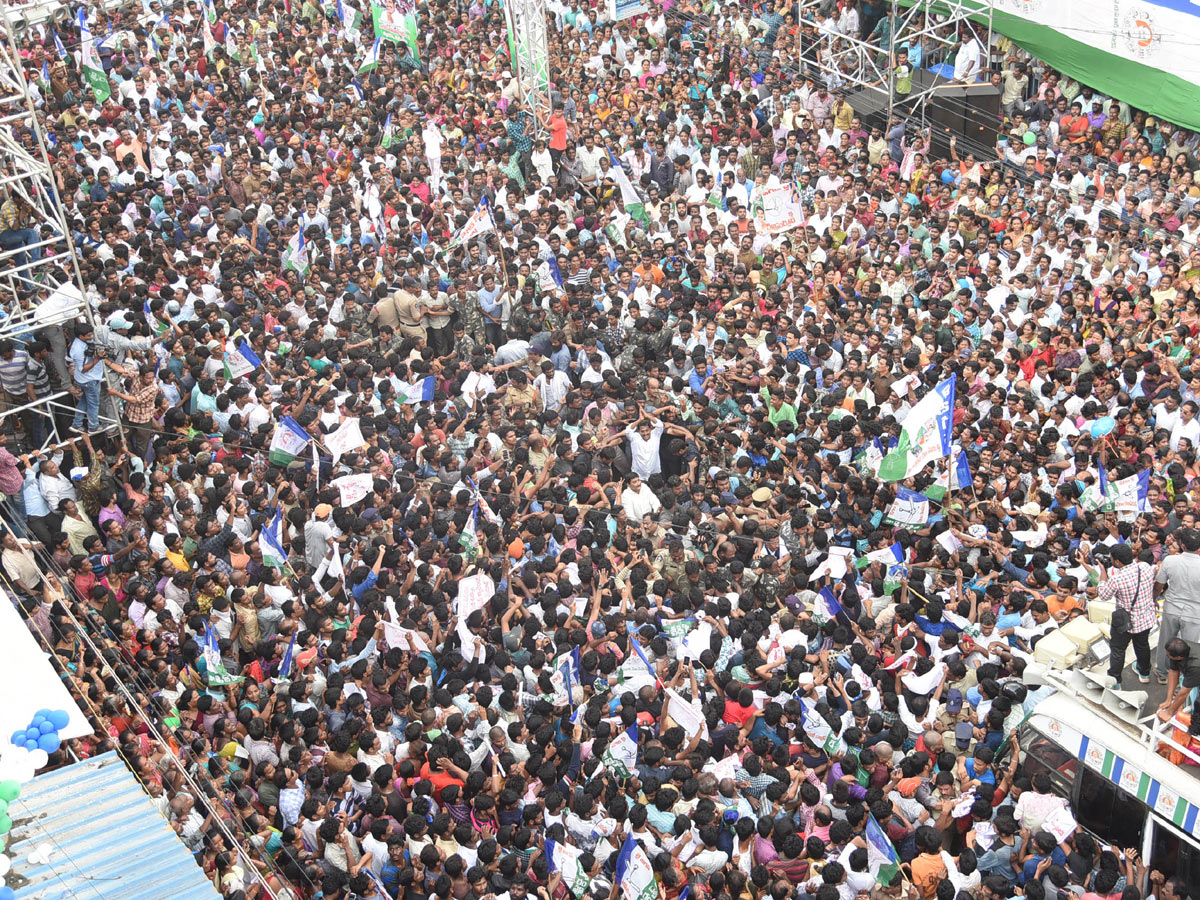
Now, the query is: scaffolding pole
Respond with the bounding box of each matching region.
[796,0,995,129]
[503,0,552,138]
[0,4,124,448]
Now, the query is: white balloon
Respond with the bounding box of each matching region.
[27,843,53,866]
[0,750,36,785]
[0,855,10,876]
[28,749,48,770]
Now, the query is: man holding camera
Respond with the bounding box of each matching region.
[66,323,105,435]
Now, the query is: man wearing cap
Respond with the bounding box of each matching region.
[304,503,337,568]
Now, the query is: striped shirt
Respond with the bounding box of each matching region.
[26,355,49,397]
[0,348,28,395]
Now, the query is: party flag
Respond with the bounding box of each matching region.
[222,341,261,380]
[261,506,289,567]
[78,11,111,102]
[601,724,639,778]
[268,416,311,465]
[877,375,956,482]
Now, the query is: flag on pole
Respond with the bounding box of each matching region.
[282,229,310,274]
[614,835,657,900]
[813,587,846,626]
[601,724,639,778]
[884,487,930,527]
[344,0,364,31]
[399,11,419,59]
[883,564,908,595]
[464,476,501,525]
[877,375,957,482]
[381,112,396,149]
[627,628,657,684]
[40,59,49,89]
[862,436,885,476]
[201,17,217,58]
[223,341,261,380]
[864,815,901,885]
[277,632,297,680]
[224,26,240,62]
[268,416,311,465]
[446,196,496,250]
[261,507,289,567]
[459,505,481,559]
[952,448,973,491]
[863,542,903,567]
[924,466,950,502]
[1081,457,1118,512]
[799,699,845,755]
[357,38,382,74]
[545,840,591,898]
[202,0,218,23]
[1112,469,1151,514]
[399,375,436,404]
[53,30,67,61]
[607,150,647,224]
[78,11,111,102]
[202,621,244,687]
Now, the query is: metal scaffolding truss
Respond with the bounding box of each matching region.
[796,0,995,124]
[503,0,552,138]
[0,5,121,448]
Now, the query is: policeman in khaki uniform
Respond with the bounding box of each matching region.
[654,533,690,586]
[371,275,428,342]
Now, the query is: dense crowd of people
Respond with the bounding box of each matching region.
[1,1,1199,900]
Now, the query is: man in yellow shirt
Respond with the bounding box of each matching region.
[0,195,40,267]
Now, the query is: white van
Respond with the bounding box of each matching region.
[1019,688,1200,883]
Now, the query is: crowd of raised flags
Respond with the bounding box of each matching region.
[10,1,1200,899]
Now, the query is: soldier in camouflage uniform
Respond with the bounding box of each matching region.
[449,277,485,347]
[341,292,373,344]
[450,320,477,361]
[544,293,568,333]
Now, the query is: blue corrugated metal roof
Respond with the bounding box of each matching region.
[6,751,222,900]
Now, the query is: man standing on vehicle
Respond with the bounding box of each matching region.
[1155,528,1200,685]
[1100,544,1157,685]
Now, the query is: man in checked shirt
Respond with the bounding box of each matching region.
[1101,543,1159,685]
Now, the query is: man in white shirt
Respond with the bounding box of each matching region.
[621,473,662,522]
[953,30,984,82]
[1170,401,1200,452]
[534,360,571,411]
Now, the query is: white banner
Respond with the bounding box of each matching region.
[334,473,373,507]
[754,183,805,235]
[325,417,365,464]
[664,688,709,740]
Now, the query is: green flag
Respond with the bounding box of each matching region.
[78,12,111,103]
[877,375,957,482]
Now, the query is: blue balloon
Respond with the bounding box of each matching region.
[30,715,45,729]
[37,732,60,754]
[23,728,39,743]
[1090,415,1116,438]
[37,720,54,735]
[48,710,70,730]
[23,740,37,752]
[34,708,52,721]
[9,731,24,746]
[0,885,15,900]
